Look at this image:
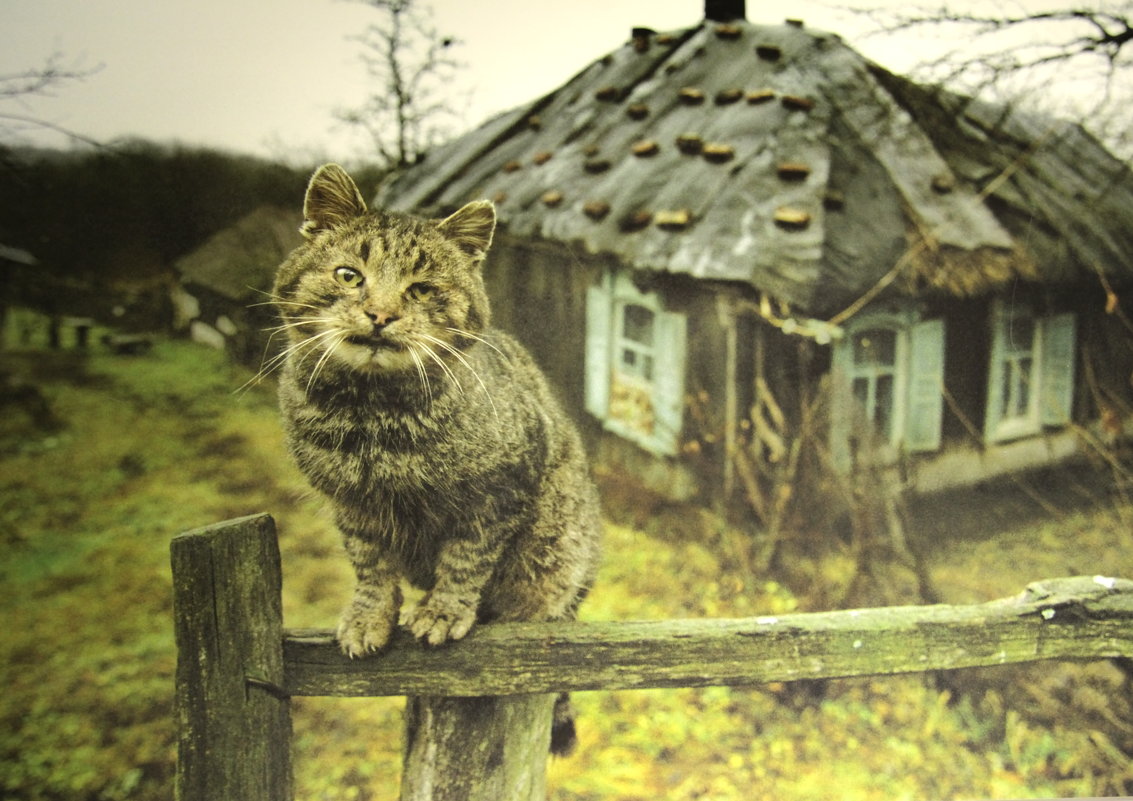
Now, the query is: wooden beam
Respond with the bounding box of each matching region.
[400,695,554,801]
[283,576,1133,698]
[172,514,292,801]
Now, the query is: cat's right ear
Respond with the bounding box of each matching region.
[300,163,367,239]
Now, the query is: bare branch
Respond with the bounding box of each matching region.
[334,0,464,168]
[0,52,102,147]
[849,1,1133,159]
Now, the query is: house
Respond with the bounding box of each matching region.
[377,2,1133,521]
[172,205,303,365]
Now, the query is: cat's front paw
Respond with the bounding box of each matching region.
[336,598,399,658]
[404,592,477,646]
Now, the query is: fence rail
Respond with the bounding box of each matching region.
[172,514,1133,801]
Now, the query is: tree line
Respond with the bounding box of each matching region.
[0,142,311,287]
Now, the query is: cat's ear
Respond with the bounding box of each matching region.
[301,163,367,239]
[436,200,496,263]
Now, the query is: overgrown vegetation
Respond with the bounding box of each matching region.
[1,308,1130,800]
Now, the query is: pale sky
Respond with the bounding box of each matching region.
[0,0,1078,163]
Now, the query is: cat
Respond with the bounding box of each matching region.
[272,163,601,754]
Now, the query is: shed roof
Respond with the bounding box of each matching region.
[0,243,37,267]
[175,205,303,303]
[379,18,1133,316]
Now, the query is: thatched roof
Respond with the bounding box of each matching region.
[175,205,302,303]
[379,17,1133,316]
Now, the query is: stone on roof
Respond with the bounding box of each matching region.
[379,18,1133,315]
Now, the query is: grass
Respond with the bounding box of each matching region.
[0,308,1130,800]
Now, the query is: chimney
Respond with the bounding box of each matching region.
[705,0,746,22]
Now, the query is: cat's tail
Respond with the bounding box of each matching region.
[550,692,578,756]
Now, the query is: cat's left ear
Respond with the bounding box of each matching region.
[436,200,496,263]
[301,163,367,239]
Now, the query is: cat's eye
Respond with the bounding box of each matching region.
[334,266,365,288]
[406,282,436,301]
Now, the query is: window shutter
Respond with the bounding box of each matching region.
[584,283,612,420]
[650,309,687,456]
[1040,312,1076,426]
[983,304,1007,443]
[584,283,611,419]
[905,318,945,452]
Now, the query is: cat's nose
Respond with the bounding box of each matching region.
[365,309,399,330]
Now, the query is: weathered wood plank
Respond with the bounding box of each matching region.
[283,576,1133,698]
[172,513,292,801]
[400,694,554,801]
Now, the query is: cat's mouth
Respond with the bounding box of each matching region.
[345,333,404,351]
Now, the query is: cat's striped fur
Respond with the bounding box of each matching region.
[272,164,600,754]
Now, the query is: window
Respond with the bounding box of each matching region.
[586,271,687,456]
[984,301,1076,443]
[830,308,944,469]
[849,328,899,441]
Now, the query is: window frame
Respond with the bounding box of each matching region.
[585,271,687,457]
[830,305,945,470]
[984,299,1076,443]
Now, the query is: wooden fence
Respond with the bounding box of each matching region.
[171,513,1133,801]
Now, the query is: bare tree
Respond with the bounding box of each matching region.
[853,2,1133,157]
[0,52,101,147]
[335,0,464,170]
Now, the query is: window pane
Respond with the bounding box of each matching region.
[622,304,655,346]
[852,377,870,405]
[875,374,894,435]
[1016,356,1032,412]
[852,329,896,367]
[1001,356,1034,419]
[1005,315,1035,354]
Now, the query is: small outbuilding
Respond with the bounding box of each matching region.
[378,2,1133,523]
[173,205,303,365]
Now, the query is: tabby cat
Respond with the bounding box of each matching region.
[272,164,601,753]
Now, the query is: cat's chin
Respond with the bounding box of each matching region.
[334,340,417,373]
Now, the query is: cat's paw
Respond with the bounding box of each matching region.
[336,600,398,658]
[404,592,477,646]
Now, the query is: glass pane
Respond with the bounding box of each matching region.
[875,374,894,435]
[1016,356,1032,412]
[641,355,654,381]
[622,304,655,346]
[1001,356,1034,419]
[852,329,896,367]
[1005,315,1035,354]
[852,377,870,405]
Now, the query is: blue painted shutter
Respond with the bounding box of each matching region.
[1040,312,1076,426]
[983,305,1007,443]
[650,309,687,456]
[905,318,945,452]
[584,283,612,420]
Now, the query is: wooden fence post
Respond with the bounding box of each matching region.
[171,513,292,801]
[173,512,1133,801]
[400,694,555,801]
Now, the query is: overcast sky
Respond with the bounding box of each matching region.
[0,0,1064,162]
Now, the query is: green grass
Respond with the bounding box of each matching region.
[0,309,1129,800]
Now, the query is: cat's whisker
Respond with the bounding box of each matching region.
[247,286,322,310]
[238,335,312,394]
[445,327,506,358]
[416,340,465,396]
[304,330,348,394]
[407,346,433,406]
[420,333,499,422]
[262,316,336,335]
[238,327,336,394]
